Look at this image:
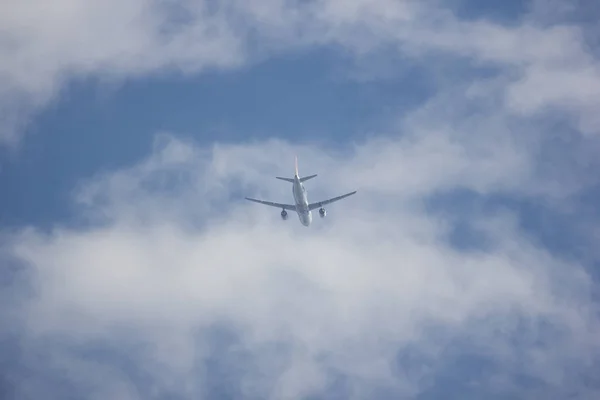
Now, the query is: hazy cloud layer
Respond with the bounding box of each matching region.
[3,127,599,398]
[2,0,600,399]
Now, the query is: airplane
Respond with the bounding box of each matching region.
[245,156,357,227]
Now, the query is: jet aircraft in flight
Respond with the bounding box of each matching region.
[245,157,357,226]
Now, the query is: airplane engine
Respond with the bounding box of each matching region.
[319,207,326,218]
[280,209,288,220]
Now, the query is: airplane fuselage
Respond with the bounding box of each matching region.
[292,175,312,226]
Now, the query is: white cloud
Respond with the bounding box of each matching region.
[2,0,600,398]
[0,0,246,146]
[2,0,600,146]
[3,127,599,398]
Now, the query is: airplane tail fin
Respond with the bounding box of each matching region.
[276,156,317,183]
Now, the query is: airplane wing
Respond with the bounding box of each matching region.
[308,191,357,211]
[245,197,297,211]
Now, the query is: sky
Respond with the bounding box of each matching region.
[1,0,600,399]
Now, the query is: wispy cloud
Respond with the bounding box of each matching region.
[3,126,599,399]
[2,0,599,145]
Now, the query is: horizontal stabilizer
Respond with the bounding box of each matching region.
[299,174,317,182]
[275,174,317,183]
[276,177,295,182]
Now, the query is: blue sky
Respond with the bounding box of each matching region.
[1,0,600,399]
[0,49,430,228]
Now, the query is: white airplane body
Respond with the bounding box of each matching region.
[245,157,356,227]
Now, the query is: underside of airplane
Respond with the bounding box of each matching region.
[244,157,356,226]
